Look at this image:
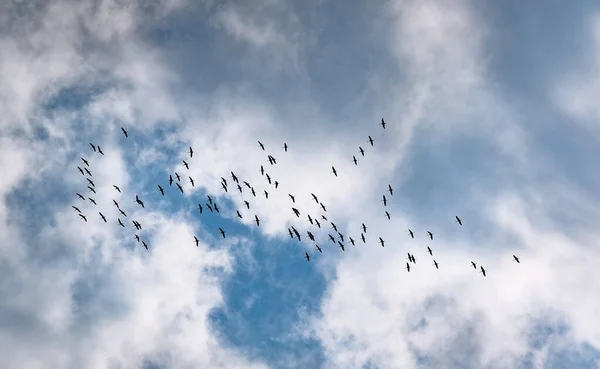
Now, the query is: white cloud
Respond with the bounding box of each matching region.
[553,13,600,131]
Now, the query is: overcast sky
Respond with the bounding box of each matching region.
[2,0,600,368]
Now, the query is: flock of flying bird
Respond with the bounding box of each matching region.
[72,120,521,276]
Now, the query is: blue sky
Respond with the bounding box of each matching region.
[2,0,600,368]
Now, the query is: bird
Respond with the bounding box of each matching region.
[214,203,220,213]
[274,181,279,189]
[81,157,89,166]
[260,166,265,176]
[513,255,520,263]
[198,204,203,214]
[368,136,374,146]
[380,118,386,129]
[219,228,226,238]
[362,223,367,233]
[113,199,119,208]
[189,147,193,157]
[361,233,366,243]
[176,183,184,193]
[175,172,181,182]
[311,193,319,203]
[90,143,96,152]
[307,214,314,225]
[183,160,189,170]
[331,222,338,232]
[169,175,173,186]
[79,214,87,222]
[135,234,140,242]
[321,215,328,221]
[121,127,128,137]
[352,156,358,165]
[359,147,365,156]
[251,187,256,197]
[86,178,95,187]
[288,228,294,238]
[99,212,107,223]
[283,143,288,152]
[427,246,433,256]
[349,237,355,246]
[237,184,243,193]
[405,263,410,272]
[113,185,121,193]
[207,195,213,204]
[266,173,271,184]
[268,155,277,165]
[337,232,344,242]
[329,234,336,243]
[379,237,385,247]
[320,203,326,212]
[88,197,97,205]
[255,215,260,226]
[158,185,164,196]
[307,231,315,241]
[76,193,85,200]
[316,245,322,253]
[456,216,462,226]
[433,260,439,269]
[264,190,269,199]
[236,210,242,219]
[206,204,213,212]
[77,166,85,175]
[189,176,194,187]
[288,194,295,203]
[339,242,345,251]
[84,167,92,176]
[305,252,310,262]
[408,229,414,238]
[119,209,127,217]
[292,208,300,217]
[133,221,142,230]
[382,195,387,206]
[427,231,433,240]
[388,184,393,195]
[480,266,486,277]
[331,166,338,177]
[385,211,390,220]
[97,146,104,155]
[72,206,81,213]
[258,141,265,150]
[221,183,228,192]
[142,241,148,250]
[87,186,96,194]
[194,236,199,247]
[315,219,321,228]
[135,195,145,208]
[118,218,125,227]
[471,261,477,269]
[244,201,250,210]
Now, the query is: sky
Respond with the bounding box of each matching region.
[2,0,600,368]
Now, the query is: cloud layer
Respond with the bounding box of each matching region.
[2,0,600,368]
